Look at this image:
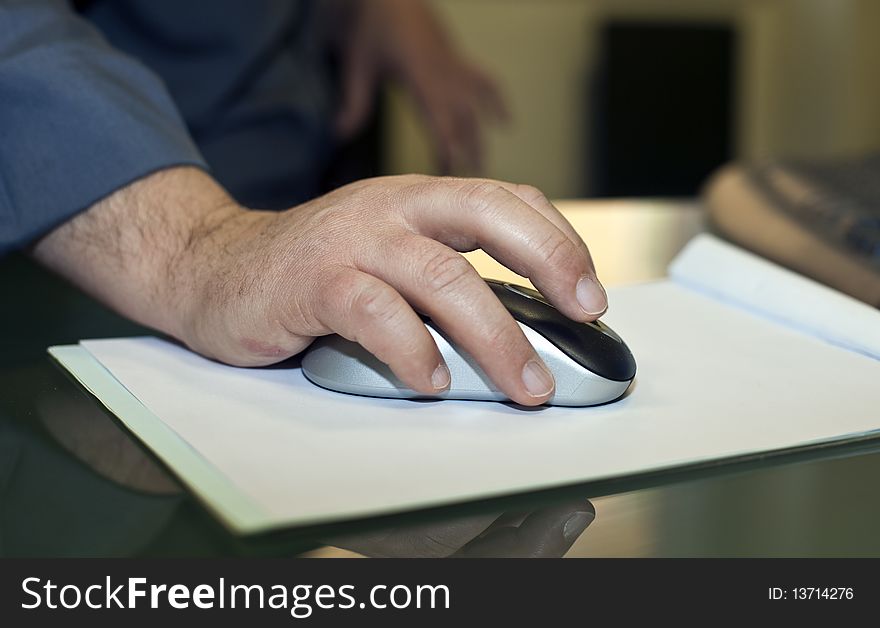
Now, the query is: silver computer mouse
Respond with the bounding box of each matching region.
[301,279,636,406]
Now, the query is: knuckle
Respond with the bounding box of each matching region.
[516,183,549,206]
[482,319,529,360]
[404,177,448,208]
[350,283,401,326]
[397,173,431,185]
[399,174,433,194]
[462,181,504,214]
[316,268,352,315]
[421,249,474,294]
[535,231,577,270]
[413,176,447,194]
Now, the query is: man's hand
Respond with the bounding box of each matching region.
[329,0,507,174]
[326,499,596,558]
[33,168,606,406]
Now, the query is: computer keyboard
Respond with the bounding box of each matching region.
[703,154,880,307]
[747,154,880,270]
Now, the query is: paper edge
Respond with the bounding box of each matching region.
[669,233,880,361]
[48,339,880,533]
[48,344,272,534]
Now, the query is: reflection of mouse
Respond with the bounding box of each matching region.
[302,279,636,406]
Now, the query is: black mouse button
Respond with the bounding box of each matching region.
[502,282,551,306]
[485,279,636,382]
[588,319,624,344]
[507,283,623,343]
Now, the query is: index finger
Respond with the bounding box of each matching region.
[399,178,608,320]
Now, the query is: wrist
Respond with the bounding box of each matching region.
[171,202,279,361]
[163,198,246,345]
[32,167,248,348]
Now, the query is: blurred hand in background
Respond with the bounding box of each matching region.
[328,0,508,175]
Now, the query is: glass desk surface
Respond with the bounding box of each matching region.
[3,200,879,558]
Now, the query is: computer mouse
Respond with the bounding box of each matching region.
[301,279,636,406]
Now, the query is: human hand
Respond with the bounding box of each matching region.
[331,0,507,174]
[181,174,606,406]
[326,499,595,558]
[33,168,606,407]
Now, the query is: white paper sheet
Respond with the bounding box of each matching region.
[670,234,880,360]
[57,275,880,532]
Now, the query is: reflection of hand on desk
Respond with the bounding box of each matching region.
[322,500,594,558]
[0,390,182,556]
[35,378,180,496]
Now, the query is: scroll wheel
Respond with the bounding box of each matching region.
[503,282,624,344]
[502,282,552,305]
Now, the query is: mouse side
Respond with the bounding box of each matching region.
[301,279,636,406]
[302,320,633,406]
[484,280,636,383]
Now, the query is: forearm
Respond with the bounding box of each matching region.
[0,0,207,255]
[29,167,245,343]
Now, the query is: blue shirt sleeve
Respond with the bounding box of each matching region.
[0,0,208,254]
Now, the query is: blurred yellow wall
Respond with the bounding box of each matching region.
[383,0,880,197]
